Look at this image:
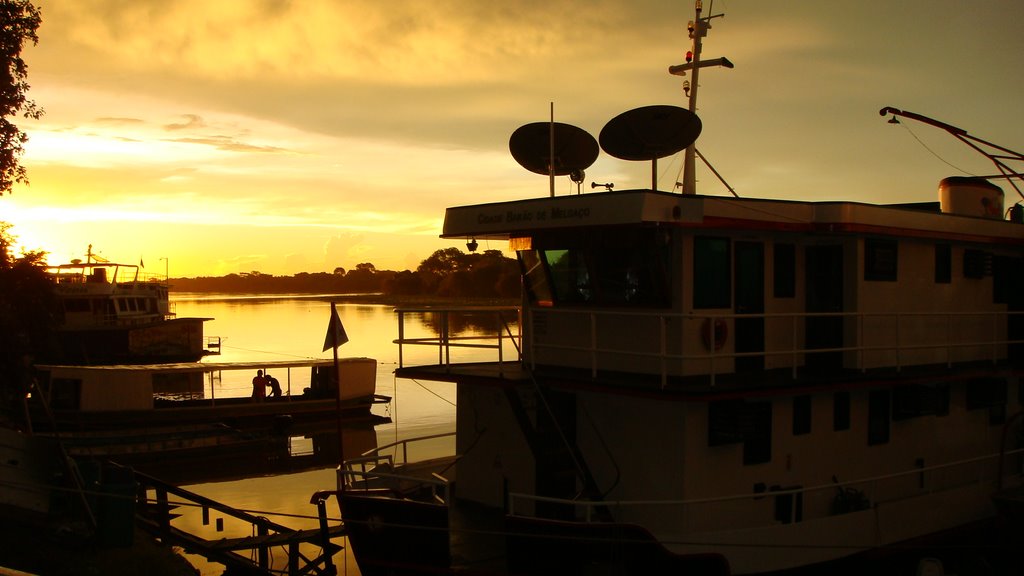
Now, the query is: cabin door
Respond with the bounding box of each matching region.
[1007,256,1024,368]
[805,245,844,370]
[734,242,765,372]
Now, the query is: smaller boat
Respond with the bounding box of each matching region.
[45,246,215,364]
[25,357,390,432]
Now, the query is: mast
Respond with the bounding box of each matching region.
[669,1,732,195]
[682,1,703,196]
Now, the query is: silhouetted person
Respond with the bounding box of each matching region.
[252,369,268,402]
[266,372,282,398]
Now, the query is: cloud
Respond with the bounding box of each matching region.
[164,135,291,154]
[163,114,206,131]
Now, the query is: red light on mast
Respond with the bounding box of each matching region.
[685,51,693,63]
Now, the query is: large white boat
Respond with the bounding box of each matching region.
[334,4,1024,574]
[45,246,214,364]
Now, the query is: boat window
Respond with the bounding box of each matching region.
[63,298,90,313]
[708,399,772,465]
[49,378,81,410]
[934,244,951,284]
[792,395,811,435]
[892,383,950,421]
[520,228,671,308]
[708,400,745,446]
[963,249,989,279]
[965,377,1007,425]
[992,255,1011,304]
[833,391,850,431]
[864,239,898,282]
[742,401,772,465]
[544,249,590,303]
[867,390,891,446]
[520,250,554,307]
[773,243,796,298]
[694,236,731,309]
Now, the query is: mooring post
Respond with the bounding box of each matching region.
[258,524,269,568]
[316,496,337,575]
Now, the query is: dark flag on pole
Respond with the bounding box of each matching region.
[324,302,350,469]
[323,303,349,351]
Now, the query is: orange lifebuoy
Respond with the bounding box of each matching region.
[701,318,728,351]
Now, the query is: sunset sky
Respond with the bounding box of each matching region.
[2,0,1023,278]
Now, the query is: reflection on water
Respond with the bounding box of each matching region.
[157,294,509,575]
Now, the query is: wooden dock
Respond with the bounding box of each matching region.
[134,470,344,575]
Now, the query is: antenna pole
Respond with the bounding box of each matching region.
[670,1,731,195]
[549,102,555,197]
[682,0,703,195]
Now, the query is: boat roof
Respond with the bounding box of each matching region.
[442,189,1024,245]
[47,262,139,270]
[37,357,373,374]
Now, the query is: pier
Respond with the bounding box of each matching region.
[134,471,344,575]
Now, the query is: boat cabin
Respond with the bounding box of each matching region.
[34,357,379,413]
[442,184,1024,383]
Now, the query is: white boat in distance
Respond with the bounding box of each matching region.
[332,3,1024,575]
[45,245,215,364]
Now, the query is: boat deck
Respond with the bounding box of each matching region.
[396,359,1024,399]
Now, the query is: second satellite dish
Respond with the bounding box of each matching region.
[509,122,599,176]
[599,105,701,161]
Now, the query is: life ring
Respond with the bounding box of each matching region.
[701,318,728,351]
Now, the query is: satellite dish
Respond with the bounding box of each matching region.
[599,105,701,161]
[509,122,599,176]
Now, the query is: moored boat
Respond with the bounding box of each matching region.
[45,246,216,364]
[25,357,390,432]
[333,3,1024,575]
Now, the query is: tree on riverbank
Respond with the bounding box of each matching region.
[0,2,49,418]
[0,0,43,195]
[0,222,56,418]
[170,247,521,299]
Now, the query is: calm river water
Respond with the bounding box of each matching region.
[164,293,511,575]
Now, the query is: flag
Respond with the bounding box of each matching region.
[139,257,145,268]
[322,303,349,351]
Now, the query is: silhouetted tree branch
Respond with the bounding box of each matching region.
[0,0,42,195]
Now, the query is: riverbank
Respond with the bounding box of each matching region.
[171,291,518,308]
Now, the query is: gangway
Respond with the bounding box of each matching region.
[134,470,343,575]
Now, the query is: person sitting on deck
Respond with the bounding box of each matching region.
[252,369,268,402]
[266,372,282,398]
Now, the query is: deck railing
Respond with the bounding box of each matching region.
[338,432,457,504]
[506,447,1024,533]
[394,306,1023,386]
[394,306,522,374]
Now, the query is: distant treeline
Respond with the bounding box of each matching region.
[170,248,521,299]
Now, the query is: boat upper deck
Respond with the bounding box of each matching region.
[441,189,1024,245]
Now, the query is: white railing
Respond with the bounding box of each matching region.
[507,448,1024,531]
[338,432,457,504]
[394,306,522,373]
[529,308,1024,385]
[395,306,1022,386]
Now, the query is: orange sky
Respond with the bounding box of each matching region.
[3,0,1023,278]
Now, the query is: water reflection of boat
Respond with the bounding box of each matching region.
[335,3,1024,575]
[113,419,385,486]
[45,246,216,365]
[27,357,390,432]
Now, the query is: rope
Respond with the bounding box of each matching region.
[898,121,972,175]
